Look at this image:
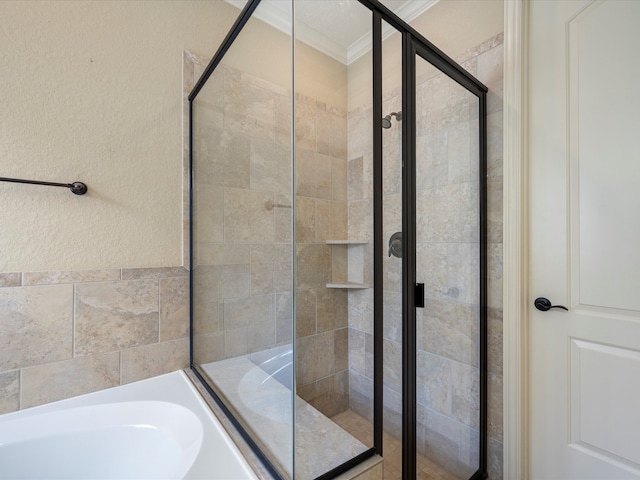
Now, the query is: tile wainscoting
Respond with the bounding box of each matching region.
[0,267,189,413]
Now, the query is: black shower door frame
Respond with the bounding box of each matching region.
[360,1,489,479]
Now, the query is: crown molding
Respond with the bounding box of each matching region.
[225,0,348,63]
[348,0,438,63]
[225,0,439,65]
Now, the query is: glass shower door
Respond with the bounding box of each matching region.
[372,16,487,480]
[413,47,485,479]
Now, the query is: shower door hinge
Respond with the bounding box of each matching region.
[415,283,425,308]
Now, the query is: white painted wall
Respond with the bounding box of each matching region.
[0,0,241,271]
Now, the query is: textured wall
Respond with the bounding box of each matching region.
[0,1,240,272]
[0,0,242,413]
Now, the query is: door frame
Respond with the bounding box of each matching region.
[503,0,529,478]
[399,31,489,480]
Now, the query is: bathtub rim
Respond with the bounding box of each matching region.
[0,370,261,480]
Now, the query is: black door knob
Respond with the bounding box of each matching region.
[534,297,568,312]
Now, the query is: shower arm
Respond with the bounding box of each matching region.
[0,176,88,195]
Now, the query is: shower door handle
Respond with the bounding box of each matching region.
[415,283,425,308]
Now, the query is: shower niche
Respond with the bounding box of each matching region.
[189,1,488,479]
[326,240,369,289]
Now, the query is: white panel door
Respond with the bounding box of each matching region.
[529,0,640,478]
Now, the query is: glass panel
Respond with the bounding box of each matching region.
[191,0,294,477]
[292,1,374,478]
[381,18,404,480]
[415,54,481,478]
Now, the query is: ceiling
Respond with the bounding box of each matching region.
[224,0,439,64]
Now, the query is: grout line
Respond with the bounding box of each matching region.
[157,278,161,343]
[72,283,76,358]
[18,368,22,411]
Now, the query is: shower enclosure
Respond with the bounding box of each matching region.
[189,0,487,478]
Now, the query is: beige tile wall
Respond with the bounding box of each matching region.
[294,91,350,417]
[190,53,351,418]
[0,267,189,413]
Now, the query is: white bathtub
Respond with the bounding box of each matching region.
[0,371,258,480]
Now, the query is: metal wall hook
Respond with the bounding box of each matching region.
[534,297,568,312]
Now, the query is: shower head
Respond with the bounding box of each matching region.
[382,111,402,129]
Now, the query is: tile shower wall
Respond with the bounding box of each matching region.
[293,90,350,416]
[190,53,350,418]
[0,267,189,414]
[347,34,504,479]
[191,60,291,363]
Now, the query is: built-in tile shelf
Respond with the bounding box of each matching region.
[326,281,369,289]
[326,240,368,289]
[325,240,368,245]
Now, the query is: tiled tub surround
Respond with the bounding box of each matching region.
[346,34,504,479]
[191,57,351,419]
[0,267,189,414]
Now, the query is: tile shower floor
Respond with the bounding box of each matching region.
[331,410,459,480]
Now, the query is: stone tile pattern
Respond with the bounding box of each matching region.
[294,83,349,417]
[190,59,349,418]
[0,267,189,413]
[346,34,504,479]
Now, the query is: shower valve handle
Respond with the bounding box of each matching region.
[388,232,402,258]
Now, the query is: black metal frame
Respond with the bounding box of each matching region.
[371,9,384,459]
[402,35,489,480]
[189,0,488,479]
[402,31,419,480]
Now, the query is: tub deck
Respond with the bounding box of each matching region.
[0,371,258,480]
